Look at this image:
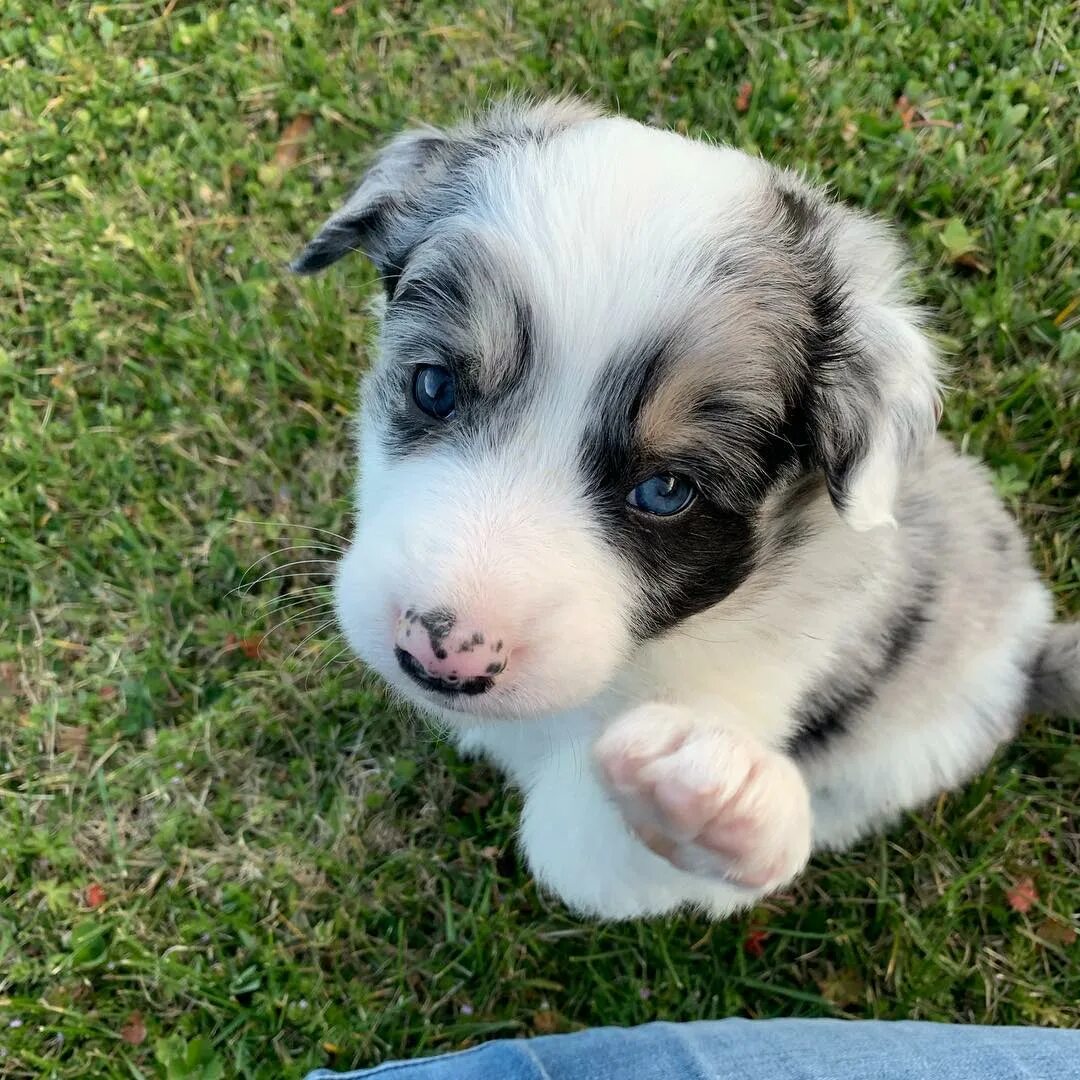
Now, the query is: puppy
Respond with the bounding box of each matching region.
[290,99,1079,919]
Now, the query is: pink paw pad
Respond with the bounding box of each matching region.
[595,706,812,891]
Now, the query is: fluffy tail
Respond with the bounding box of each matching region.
[1026,623,1080,717]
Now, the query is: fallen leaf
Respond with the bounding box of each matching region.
[322,1042,340,1055]
[239,635,264,660]
[49,361,76,389]
[1035,918,1077,947]
[532,1009,560,1034]
[99,685,118,701]
[1006,876,1038,913]
[85,883,106,909]
[480,845,500,859]
[735,81,753,113]
[952,251,989,274]
[743,926,769,957]
[120,1011,147,1046]
[274,114,314,170]
[895,93,954,131]
[818,967,866,1007]
[895,94,917,129]
[225,633,264,659]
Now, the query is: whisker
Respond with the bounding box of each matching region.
[262,601,338,640]
[283,618,339,665]
[241,540,345,567]
[232,517,353,547]
[251,585,334,616]
[298,632,342,687]
[230,543,342,588]
[233,568,337,599]
[249,540,344,565]
[233,558,339,596]
[301,633,353,691]
[307,643,353,685]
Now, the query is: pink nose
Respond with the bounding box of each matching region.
[394,608,510,693]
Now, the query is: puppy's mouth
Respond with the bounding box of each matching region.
[384,656,545,723]
[393,646,495,698]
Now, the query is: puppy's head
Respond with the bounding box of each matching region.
[292,99,939,724]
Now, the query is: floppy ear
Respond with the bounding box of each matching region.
[289,127,450,287]
[809,221,942,532]
[289,96,601,288]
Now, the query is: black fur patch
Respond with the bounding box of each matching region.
[580,335,765,640]
[394,264,472,320]
[775,186,822,244]
[787,573,938,758]
[880,577,937,675]
[289,200,395,277]
[373,251,538,459]
[786,683,876,759]
[771,186,877,516]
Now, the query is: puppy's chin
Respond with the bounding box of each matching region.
[388,684,542,728]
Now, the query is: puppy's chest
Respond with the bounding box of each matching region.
[461,630,811,787]
[616,634,808,742]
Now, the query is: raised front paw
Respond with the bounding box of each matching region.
[594,705,813,891]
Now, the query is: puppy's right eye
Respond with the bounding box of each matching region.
[627,473,697,517]
[412,364,456,420]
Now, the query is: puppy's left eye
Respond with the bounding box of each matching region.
[627,474,697,517]
[412,364,456,419]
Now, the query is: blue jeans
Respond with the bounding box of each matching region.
[306,1018,1079,1079]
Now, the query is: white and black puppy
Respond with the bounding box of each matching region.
[291,98,1080,919]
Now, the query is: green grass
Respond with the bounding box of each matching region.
[2,1,1078,1076]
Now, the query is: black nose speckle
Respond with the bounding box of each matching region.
[394,647,494,697]
[418,608,455,642]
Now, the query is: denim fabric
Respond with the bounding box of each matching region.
[305,1018,1080,1080]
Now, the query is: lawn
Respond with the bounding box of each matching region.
[2,1,1078,1077]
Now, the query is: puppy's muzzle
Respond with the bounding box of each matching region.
[394,607,510,696]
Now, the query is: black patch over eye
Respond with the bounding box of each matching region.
[412,364,456,419]
[627,474,696,517]
[580,335,764,641]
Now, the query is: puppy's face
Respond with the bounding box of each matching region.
[292,100,938,725]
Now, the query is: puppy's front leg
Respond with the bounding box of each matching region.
[594,705,812,891]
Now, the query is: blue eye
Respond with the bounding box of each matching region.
[412,364,456,419]
[627,474,697,517]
